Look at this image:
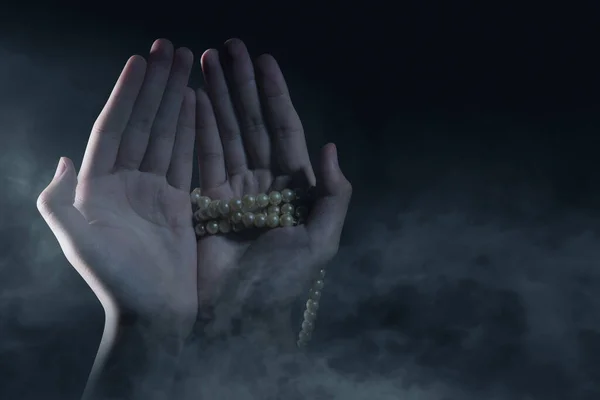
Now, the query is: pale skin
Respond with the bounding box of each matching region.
[37,38,351,399]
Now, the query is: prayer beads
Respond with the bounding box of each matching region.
[190,188,314,238]
[190,186,324,349]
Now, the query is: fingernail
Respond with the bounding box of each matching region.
[331,143,339,168]
[54,157,66,179]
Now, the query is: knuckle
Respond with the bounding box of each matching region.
[273,125,302,141]
[177,118,195,133]
[339,178,353,198]
[200,151,223,163]
[195,117,217,132]
[178,147,194,161]
[242,116,266,135]
[127,116,153,135]
[220,128,242,143]
[36,192,53,215]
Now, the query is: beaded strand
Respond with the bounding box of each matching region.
[189,187,325,348]
[190,188,311,236]
[297,267,326,348]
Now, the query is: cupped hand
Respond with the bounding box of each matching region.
[37,40,198,337]
[194,39,352,328]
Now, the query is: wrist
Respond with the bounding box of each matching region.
[115,311,188,358]
[84,312,185,400]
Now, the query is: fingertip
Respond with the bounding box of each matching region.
[255,53,278,72]
[126,55,147,72]
[201,49,218,67]
[59,157,77,178]
[324,142,337,157]
[321,143,339,170]
[62,156,75,169]
[151,38,174,52]
[127,54,145,64]
[224,37,243,46]
[176,47,194,65]
[53,157,67,180]
[224,38,246,55]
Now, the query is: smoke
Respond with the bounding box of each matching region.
[1,37,600,400]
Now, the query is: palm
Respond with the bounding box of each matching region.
[75,170,197,322]
[193,40,351,315]
[196,171,312,308]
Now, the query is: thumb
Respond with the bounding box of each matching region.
[37,157,90,255]
[306,143,352,257]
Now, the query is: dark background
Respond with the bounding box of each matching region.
[1,1,600,399]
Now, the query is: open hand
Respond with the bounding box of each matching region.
[194,39,352,331]
[37,40,198,338]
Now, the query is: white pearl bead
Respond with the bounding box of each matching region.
[319,269,326,279]
[267,205,280,215]
[299,330,311,341]
[268,191,282,205]
[218,200,230,216]
[229,198,243,212]
[254,213,267,228]
[218,220,231,233]
[194,223,206,236]
[304,310,317,321]
[266,213,279,228]
[297,339,307,348]
[242,212,255,227]
[309,289,322,301]
[314,280,325,290]
[306,299,319,312]
[206,221,219,234]
[281,188,295,202]
[197,196,211,210]
[241,194,256,211]
[281,203,294,215]
[231,211,243,224]
[279,213,294,227]
[190,188,202,203]
[302,320,314,332]
[208,200,220,218]
[194,209,210,221]
[256,193,269,208]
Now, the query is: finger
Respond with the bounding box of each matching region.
[195,88,227,189]
[79,56,146,179]
[37,158,92,264]
[223,39,271,169]
[166,87,196,191]
[255,54,315,184]
[116,39,174,170]
[306,143,352,257]
[140,47,194,176]
[201,49,248,175]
